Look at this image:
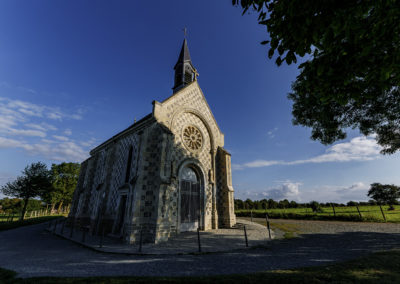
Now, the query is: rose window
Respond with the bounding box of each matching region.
[182,125,203,152]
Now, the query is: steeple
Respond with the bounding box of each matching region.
[173,38,197,93]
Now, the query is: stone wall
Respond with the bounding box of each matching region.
[216,147,236,228]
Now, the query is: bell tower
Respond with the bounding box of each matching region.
[172,38,197,93]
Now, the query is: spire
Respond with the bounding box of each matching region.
[172,37,197,93]
[174,39,192,69]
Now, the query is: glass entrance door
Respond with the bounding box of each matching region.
[180,167,200,231]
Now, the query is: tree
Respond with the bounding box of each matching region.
[0,162,52,220]
[367,183,400,210]
[233,1,400,153]
[309,201,323,213]
[42,162,80,212]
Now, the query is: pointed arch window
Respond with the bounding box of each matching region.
[125,146,133,183]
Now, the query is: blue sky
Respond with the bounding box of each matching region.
[0,0,399,203]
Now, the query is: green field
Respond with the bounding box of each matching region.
[236,205,400,222]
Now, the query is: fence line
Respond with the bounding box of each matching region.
[0,207,70,222]
[235,205,400,222]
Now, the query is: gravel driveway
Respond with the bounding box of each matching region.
[0,219,399,278]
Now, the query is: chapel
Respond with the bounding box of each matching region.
[68,39,236,244]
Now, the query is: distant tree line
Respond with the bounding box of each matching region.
[0,162,80,220]
[0,198,44,214]
[235,197,399,211]
[236,183,400,211]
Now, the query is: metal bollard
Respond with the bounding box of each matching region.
[251,210,253,222]
[70,223,74,238]
[99,227,105,248]
[197,215,201,252]
[138,226,143,253]
[61,220,66,235]
[53,220,58,234]
[82,229,86,243]
[197,228,202,252]
[244,225,248,247]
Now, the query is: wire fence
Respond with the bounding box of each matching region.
[0,208,70,223]
[236,205,400,222]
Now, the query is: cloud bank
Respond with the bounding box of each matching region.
[236,181,371,203]
[0,96,93,162]
[233,136,381,170]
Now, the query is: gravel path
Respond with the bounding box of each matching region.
[48,218,274,255]
[0,219,399,278]
[247,217,400,238]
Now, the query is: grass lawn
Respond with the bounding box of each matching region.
[236,205,400,223]
[1,250,399,283]
[0,215,65,231]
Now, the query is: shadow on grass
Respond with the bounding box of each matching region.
[0,215,65,231]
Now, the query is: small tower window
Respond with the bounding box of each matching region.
[184,71,193,84]
[125,146,133,183]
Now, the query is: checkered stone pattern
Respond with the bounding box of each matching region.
[107,133,139,216]
[81,157,98,215]
[92,150,106,189]
[216,147,236,228]
[163,85,221,146]
[171,112,212,171]
[137,124,167,220]
[171,112,214,218]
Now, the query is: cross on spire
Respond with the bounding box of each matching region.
[183,27,187,38]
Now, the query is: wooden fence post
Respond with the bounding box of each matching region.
[331,203,336,216]
[379,205,386,221]
[356,206,362,220]
[265,214,271,240]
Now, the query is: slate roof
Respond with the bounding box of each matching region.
[174,38,192,69]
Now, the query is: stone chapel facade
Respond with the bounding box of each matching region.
[68,39,236,244]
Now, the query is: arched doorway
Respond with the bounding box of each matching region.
[179,165,202,232]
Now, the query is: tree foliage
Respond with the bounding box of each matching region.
[367,183,400,209]
[41,162,80,211]
[233,0,400,153]
[0,162,52,220]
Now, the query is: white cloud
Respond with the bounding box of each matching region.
[235,136,381,170]
[244,160,282,168]
[236,182,301,201]
[0,138,88,162]
[0,96,91,162]
[301,182,370,203]
[0,137,23,148]
[53,135,69,141]
[7,128,46,137]
[267,127,278,139]
[25,123,57,132]
[236,181,371,203]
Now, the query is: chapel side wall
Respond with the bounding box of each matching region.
[127,122,170,244]
[73,156,97,228]
[216,147,236,228]
[69,159,89,220]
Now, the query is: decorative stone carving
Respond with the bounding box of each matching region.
[182,125,203,152]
